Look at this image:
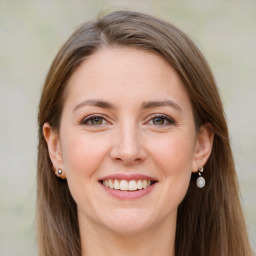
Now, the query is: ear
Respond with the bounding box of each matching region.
[43,123,66,179]
[192,123,214,173]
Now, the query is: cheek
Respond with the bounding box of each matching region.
[60,133,109,210]
[152,134,195,208]
[149,133,195,175]
[60,132,108,178]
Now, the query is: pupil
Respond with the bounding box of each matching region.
[153,117,164,125]
[92,117,102,125]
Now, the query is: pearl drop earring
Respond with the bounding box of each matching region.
[196,166,205,188]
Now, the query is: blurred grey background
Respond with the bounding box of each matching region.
[0,1,255,255]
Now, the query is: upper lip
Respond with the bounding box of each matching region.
[99,173,158,181]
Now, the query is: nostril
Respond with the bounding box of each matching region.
[114,157,143,165]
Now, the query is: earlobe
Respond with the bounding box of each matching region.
[53,167,66,179]
[43,123,64,173]
[192,123,214,172]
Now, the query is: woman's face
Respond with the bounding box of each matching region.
[45,47,212,235]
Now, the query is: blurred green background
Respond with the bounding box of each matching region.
[0,1,255,255]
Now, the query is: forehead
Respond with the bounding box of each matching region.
[64,47,192,112]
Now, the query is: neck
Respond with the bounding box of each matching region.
[79,215,176,256]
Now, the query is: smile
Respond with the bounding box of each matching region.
[99,174,158,199]
[101,179,155,191]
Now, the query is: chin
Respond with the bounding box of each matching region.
[99,208,159,235]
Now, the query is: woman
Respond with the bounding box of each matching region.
[37,11,252,256]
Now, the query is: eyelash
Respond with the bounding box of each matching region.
[146,114,176,126]
[80,114,176,127]
[80,114,109,126]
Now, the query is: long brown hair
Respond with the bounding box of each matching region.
[37,11,252,256]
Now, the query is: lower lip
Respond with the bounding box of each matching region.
[100,182,157,199]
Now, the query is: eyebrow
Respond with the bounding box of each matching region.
[73,99,115,113]
[72,99,182,113]
[141,100,183,112]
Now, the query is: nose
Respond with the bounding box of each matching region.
[110,124,146,165]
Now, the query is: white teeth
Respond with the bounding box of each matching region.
[142,180,148,189]
[137,180,142,189]
[120,180,129,190]
[109,179,114,189]
[114,179,120,189]
[128,180,137,191]
[102,179,153,191]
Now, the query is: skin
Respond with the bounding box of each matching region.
[44,47,214,256]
